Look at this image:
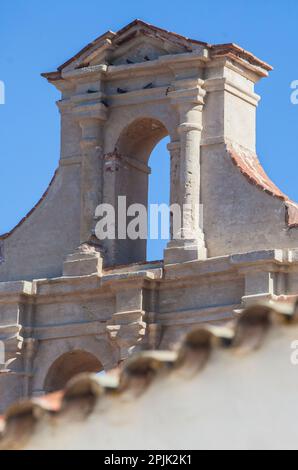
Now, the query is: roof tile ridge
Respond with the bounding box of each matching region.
[1,300,298,449]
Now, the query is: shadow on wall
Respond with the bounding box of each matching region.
[44,350,103,393]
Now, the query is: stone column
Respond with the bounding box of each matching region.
[167,141,181,239]
[165,80,207,264]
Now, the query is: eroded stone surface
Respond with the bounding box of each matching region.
[0,20,298,412]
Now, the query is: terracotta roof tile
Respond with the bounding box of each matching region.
[211,43,272,72]
[227,143,298,228]
[42,20,272,81]
[0,299,297,450]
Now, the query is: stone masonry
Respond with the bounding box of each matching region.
[1,20,298,411]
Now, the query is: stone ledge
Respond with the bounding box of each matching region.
[22,321,107,341]
[230,249,284,266]
[0,281,33,296]
[156,303,240,326]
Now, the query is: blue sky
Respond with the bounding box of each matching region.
[1,0,298,261]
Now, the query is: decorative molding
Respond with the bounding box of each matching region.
[204,77,260,106]
[107,310,147,361]
[59,155,82,166]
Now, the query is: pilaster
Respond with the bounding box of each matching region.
[0,282,34,411]
[231,250,284,306]
[71,95,108,244]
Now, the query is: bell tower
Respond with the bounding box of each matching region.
[43,20,214,268]
[3,21,298,414]
[43,20,280,271]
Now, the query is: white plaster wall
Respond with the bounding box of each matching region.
[201,144,298,257]
[225,92,257,150]
[22,322,298,450]
[202,89,225,142]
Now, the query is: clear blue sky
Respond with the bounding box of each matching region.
[1,0,298,261]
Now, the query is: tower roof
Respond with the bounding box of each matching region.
[42,19,272,81]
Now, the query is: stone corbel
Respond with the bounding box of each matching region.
[106,316,147,362]
[0,324,23,374]
[106,284,147,361]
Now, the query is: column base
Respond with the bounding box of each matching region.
[164,239,207,265]
[63,242,103,277]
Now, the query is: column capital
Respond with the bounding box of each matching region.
[56,99,73,115]
[80,139,103,152]
[78,115,105,152]
[73,101,108,123]
[78,116,105,128]
[168,79,206,107]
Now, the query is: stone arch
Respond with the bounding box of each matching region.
[115,117,169,163]
[44,350,103,393]
[32,335,119,395]
[102,116,172,265]
[104,103,179,155]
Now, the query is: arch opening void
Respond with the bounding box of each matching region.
[110,118,170,265]
[44,350,103,393]
[147,136,171,261]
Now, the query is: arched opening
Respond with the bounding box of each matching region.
[44,350,103,393]
[147,136,171,261]
[104,117,170,265]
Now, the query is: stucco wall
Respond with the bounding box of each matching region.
[201,143,298,257]
[0,164,81,282]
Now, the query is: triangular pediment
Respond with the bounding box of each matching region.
[42,20,272,83]
[101,36,184,66]
[58,20,206,72]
